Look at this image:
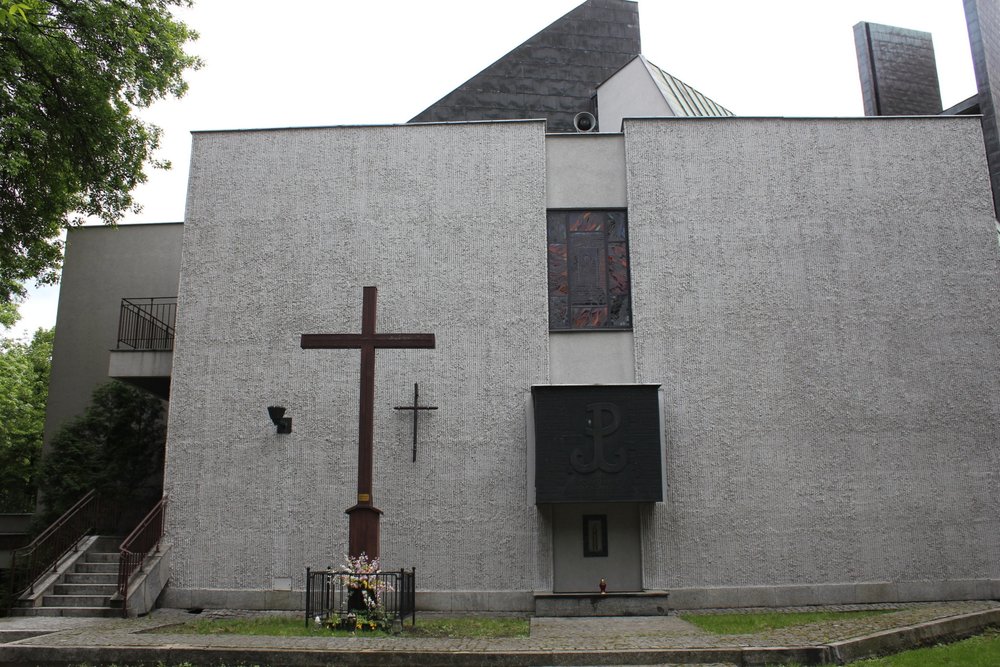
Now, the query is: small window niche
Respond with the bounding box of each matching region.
[582,514,608,557]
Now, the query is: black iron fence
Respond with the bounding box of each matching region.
[305,567,415,629]
[116,297,177,351]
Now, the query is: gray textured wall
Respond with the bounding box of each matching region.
[44,224,183,451]
[625,117,1000,596]
[165,122,548,601]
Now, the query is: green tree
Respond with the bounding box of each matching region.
[0,299,19,328]
[38,380,166,523]
[0,326,52,512]
[0,0,200,303]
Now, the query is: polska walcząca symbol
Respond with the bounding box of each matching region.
[570,402,627,473]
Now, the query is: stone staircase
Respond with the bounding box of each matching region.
[12,536,122,617]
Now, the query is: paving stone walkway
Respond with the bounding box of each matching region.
[0,599,997,666]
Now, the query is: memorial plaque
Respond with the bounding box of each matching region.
[547,210,631,331]
[533,385,663,503]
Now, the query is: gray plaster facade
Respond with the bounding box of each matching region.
[43,223,183,452]
[153,115,1000,611]
[626,117,1000,603]
[164,122,549,609]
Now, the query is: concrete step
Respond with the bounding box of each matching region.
[74,562,118,574]
[43,594,110,608]
[91,536,124,551]
[534,591,672,617]
[10,606,118,618]
[85,552,120,564]
[54,583,118,596]
[63,572,117,585]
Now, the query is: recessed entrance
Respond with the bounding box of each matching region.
[552,502,642,593]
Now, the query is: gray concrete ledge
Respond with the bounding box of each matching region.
[159,587,302,610]
[0,644,749,666]
[823,607,1000,664]
[161,588,535,612]
[121,544,171,617]
[160,580,1000,614]
[666,579,1000,610]
[418,591,534,612]
[107,349,172,379]
[1,604,998,666]
[535,591,671,616]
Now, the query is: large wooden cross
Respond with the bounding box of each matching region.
[301,286,435,559]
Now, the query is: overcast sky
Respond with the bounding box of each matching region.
[5,0,978,340]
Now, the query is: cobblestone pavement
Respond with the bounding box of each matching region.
[0,599,996,665]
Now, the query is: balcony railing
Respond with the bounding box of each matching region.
[116,297,176,351]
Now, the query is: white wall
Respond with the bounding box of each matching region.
[596,57,673,133]
[545,133,635,385]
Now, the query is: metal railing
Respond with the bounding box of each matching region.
[7,490,107,603]
[117,496,167,617]
[116,297,177,351]
[305,567,416,629]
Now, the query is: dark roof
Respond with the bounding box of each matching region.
[940,94,980,116]
[409,0,641,132]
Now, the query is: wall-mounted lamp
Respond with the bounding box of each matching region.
[267,406,292,434]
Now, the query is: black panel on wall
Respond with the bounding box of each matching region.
[533,384,662,503]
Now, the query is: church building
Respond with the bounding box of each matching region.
[43,0,1000,613]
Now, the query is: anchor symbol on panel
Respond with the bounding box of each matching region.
[570,402,627,473]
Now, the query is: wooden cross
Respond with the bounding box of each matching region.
[301,286,435,559]
[394,383,438,462]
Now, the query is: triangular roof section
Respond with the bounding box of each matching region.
[597,56,733,132]
[594,55,732,132]
[642,57,733,117]
[408,0,641,132]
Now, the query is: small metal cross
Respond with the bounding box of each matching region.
[394,383,438,462]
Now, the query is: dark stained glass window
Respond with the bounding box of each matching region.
[547,210,631,330]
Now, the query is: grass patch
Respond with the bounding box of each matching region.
[150,614,529,639]
[681,609,894,634]
[847,628,1000,666]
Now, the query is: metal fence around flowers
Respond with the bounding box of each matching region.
[305,567,415,629]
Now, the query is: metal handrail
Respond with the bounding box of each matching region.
[8,490,100,604]
[117,496,167,617]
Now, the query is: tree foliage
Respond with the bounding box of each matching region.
[0,0,200,303]
[38,380,166,523]
[0,325,52,512]
[0,298,19,327]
